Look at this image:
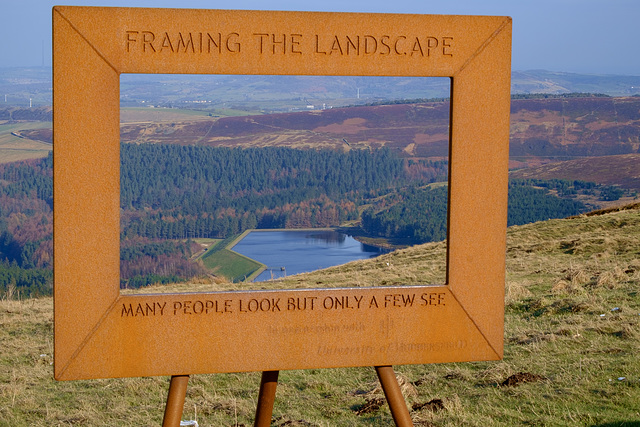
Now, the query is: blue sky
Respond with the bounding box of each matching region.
[1,0,639,75]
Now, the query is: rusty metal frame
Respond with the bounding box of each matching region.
[53,6,511,381]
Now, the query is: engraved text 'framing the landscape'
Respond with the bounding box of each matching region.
[125,31,454,58]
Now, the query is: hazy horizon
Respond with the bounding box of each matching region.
[2,65,639,77]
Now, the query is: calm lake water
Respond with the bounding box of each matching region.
[231,230,387,281]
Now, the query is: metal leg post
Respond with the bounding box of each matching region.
[254,370,279,427]
[375,366,414,427]
[162,375,190,427]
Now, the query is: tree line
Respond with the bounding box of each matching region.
[1,146,417,294]
[360,180,593,244]
[120,144,406,239]
[1,143,623,295]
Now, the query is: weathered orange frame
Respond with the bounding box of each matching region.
[53,6,511,380]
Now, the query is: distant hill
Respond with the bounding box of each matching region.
[0,106,51,122]
[114,96,640,165]
[120,71,640,107]
[0,67,51,107]
[17,96,640,180]
[508,96,640,165]
[510,153,640,191]
[1,67,640,108]
[512,70,640,96]
[118,101,451,157]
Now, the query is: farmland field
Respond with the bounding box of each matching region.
[0,120,51,163]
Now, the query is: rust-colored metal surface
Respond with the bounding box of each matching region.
[376,366,414,426]
[162,375,190,427]
[53,7,511,381]
[254,371,280,427]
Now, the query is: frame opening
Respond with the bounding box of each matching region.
[119,74,451,290]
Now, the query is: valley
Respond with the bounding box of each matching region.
[1,92,639,291]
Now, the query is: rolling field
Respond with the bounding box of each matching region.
[0,121,51,163]
[2,204,638,426]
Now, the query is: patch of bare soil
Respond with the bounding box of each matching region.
[273,416,316,426]
[501,372,546,387]
[353,397,386,415]
[412,398,445,413]
[313,117,368,134]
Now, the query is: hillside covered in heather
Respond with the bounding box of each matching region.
[114,95,640,168]
[14,95,640,171]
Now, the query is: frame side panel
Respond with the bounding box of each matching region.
[53,8,121,379]
[447,19,512,354]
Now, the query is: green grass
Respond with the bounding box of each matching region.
[200,248,264,282]
[198,231,266,282]
[1,205,639,425]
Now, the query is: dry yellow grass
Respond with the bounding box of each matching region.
[2,205,639,426]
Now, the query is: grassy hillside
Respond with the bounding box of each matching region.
[200,248,265,283]
[1,204,639,426]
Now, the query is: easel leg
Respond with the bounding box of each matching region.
[254,370,279,427]
[162,374,190,427]
[375,366,414,427]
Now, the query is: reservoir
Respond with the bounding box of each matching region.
[231,230,387,282]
